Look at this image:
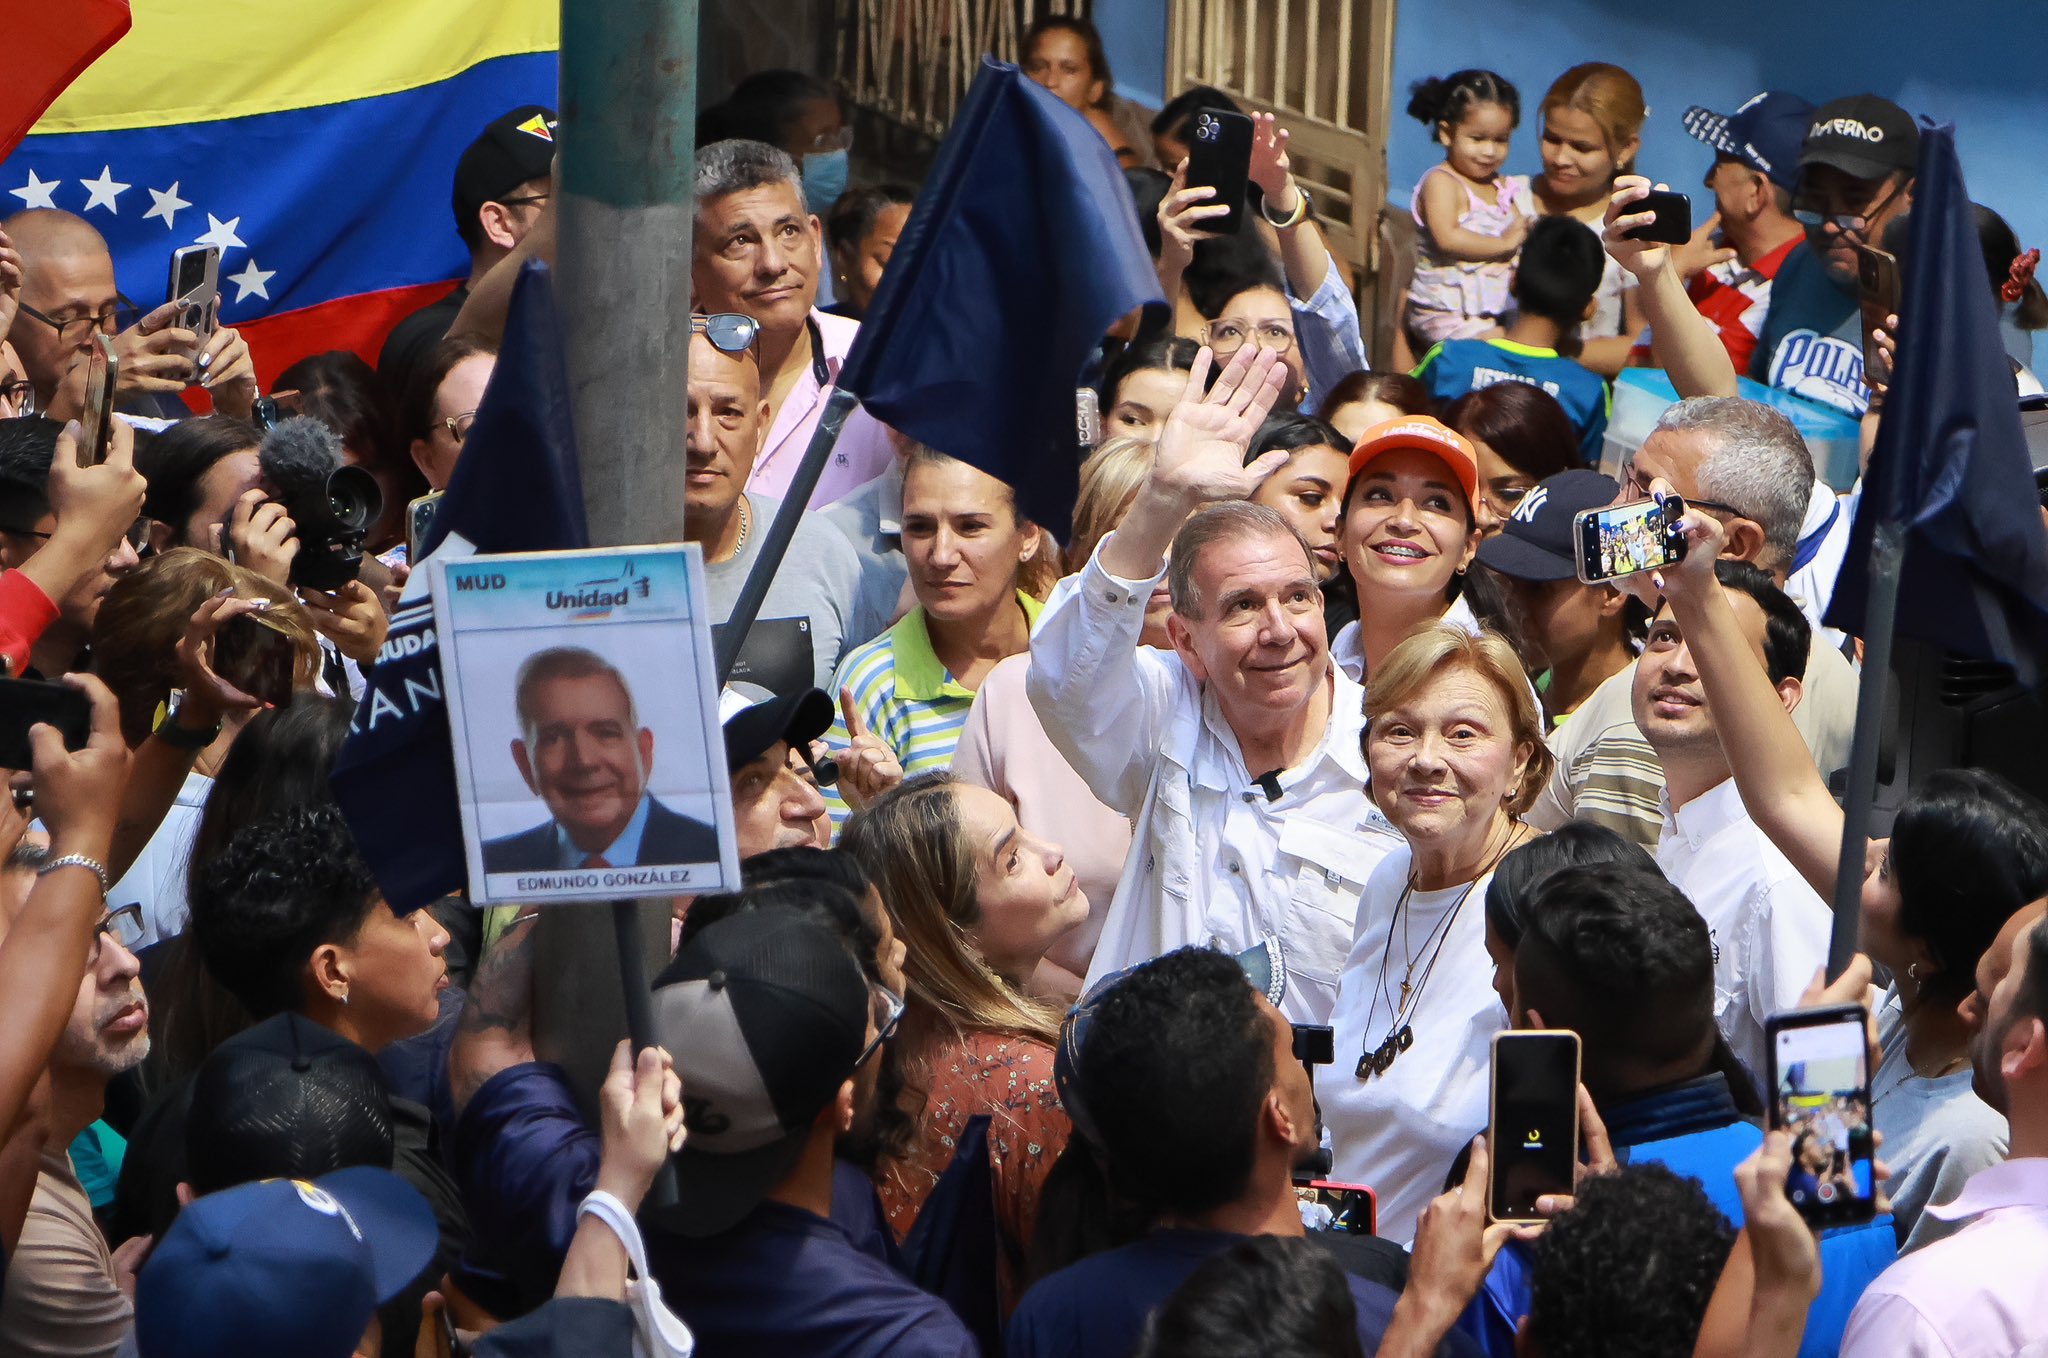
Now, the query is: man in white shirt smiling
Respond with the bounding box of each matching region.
[1637,558,1830,1081]
[1028,345,1400,1023]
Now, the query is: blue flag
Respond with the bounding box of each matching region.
[329,260,589,911]
[834,57,1164,537]
[1824,123,2048,682]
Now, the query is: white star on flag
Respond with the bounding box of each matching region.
[143,183,191,230]
[79,166,129,214]
[8,172,60,210]
[227,259,275,303]
[194,214,245,252]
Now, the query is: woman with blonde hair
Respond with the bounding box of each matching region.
[92,547,324,944]
[1317,622,1553,1244]
[841,771,1087,1311]
[1530,62,1651,375]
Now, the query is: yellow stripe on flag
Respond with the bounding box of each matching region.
[34,0,559,134]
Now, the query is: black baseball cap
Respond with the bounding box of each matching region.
[1799,94,1919,181]
[1475,468,1619,582]
[453,105,559,237]
[649,906,871,1237]
[719,682,834,771]
[186,1014,397,1196]
[1683,92,1816,194]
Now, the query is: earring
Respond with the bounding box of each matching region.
[338,987,350,1006]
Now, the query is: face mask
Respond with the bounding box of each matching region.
[802,149,850,215]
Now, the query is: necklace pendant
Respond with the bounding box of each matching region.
[1399,979,1413,1008]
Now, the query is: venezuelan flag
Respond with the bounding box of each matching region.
[0,0,557,388]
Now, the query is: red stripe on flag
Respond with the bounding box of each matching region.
[1,2,132,159]
[233,279,463,392]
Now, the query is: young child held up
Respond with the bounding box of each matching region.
[1413,215,1611,462]
[1405,69,1533,345]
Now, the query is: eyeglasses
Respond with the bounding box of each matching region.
[495,192,551,210]
[804,127,854,154]
[0,380,34,417]
[441,410,479,443]
[691,312,760,354]
[16,296,141,347]
[1207,318,1296,354]
[854,982,906,1068]
[87,902,146,965]
[0,516,151,552]
[1619,463,1742,520]
[1792,177,1908,234]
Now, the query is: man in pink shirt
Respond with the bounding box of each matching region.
[1839,912,2048,1355]
[691,139,894,507]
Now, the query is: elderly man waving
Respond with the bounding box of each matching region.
[1029,346,1400,1022]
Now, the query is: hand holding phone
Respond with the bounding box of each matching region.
[1620,190,1692,245]
[0,678,92,771]
[166,245,221,360]
[1488,1030,1581,1223]
[1183,109,1254,238]
[1765,1004,1877,1227]
[1855,244,1900,389]
[1573,495,1688,584]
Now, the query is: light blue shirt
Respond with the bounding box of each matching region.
[1289,265,1369,412]
[554,793,651,869]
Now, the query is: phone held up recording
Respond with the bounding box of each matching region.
[1765,1004,1877,1227]
[1855,243,1900,389]
[1184,109,1254,238]
[1573,495,1687,585]
[78,335,119,469]
[1488,1030,1580,1223]
[1621,190,1691,246]
[0,677,92,771]
[166,244,221,361]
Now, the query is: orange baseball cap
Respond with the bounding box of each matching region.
[1346,416,1480,511]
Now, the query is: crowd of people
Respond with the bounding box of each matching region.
[0,12,2042,1358]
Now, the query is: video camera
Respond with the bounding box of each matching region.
[255,417,383,591]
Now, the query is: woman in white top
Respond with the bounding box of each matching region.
[1318,622,1551,1243]
[1655,504,2048,1251]
[1326,416,1485,686]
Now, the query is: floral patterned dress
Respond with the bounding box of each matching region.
[877,1022,1071,1312]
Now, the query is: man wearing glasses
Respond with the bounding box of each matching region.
[1,210,259,424]
[1751,94,1919,418]
[378,105,558,400]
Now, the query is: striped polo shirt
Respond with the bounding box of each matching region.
[822,591,1043,825]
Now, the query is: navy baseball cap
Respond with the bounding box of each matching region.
[136,1166,437,1358]
[1683,92,1816,194]
[453,105,558,236]
[1475,469,1619,582]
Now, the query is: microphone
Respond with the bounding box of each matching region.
[1253,770,1283,803]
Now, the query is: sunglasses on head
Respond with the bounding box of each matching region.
[692,312,759,355]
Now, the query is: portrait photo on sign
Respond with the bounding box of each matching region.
[431,545,739,905]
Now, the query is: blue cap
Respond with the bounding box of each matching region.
[136,1166,438,1358]
[1683,92,1817,194]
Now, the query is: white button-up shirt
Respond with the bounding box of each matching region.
[1026,544,1402,1023]
[1840,1157,2048,1358]
[1655,778,1832,1080]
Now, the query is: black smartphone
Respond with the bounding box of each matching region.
[1573,495,1687,584]
[79,335,118,468]
[166,244,221,358]
[211,611,297,708]
[1855,243,1901,388]
[1622,189,1692,245]
[1291,1023,1335,1068]
[1184,108,1254,237]
[0,678,92,770]
[1299,1180,1376,1236]
[1766,1004,1877,1227]
[1489,1030,1581,1223]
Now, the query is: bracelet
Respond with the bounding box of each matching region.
[39,854,109,895]
[154,701,223,751]
[1261,184,1311,231]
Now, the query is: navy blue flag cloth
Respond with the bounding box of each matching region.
[329,259,589,912]
[1824,122,2048,683]
[834,57,1165,537]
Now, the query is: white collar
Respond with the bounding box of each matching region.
[1927,1156,2048,1221]
[1659,777,1750,851]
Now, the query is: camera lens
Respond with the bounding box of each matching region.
[323,465,383,534]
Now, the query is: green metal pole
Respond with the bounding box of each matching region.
[530,0,699,1126]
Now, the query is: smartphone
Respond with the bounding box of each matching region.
[1855,244,1900,388]
[1622,189,1692,245]
[1184,109,1254,237]
[1291,1023,1335,1068]
[1573,495,1687,584]
[1298,1180,1376,1236]
[0,678,92,770]
[78,335,118,468]
[1488,1030,1581,1223]
[407,491,444,561]
[211,611,297,708]
[1766,1004,1877,1227]
[166,244,221,357]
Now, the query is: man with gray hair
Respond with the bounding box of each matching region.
[481,646,717,871]
[1528,396,1858,849]
[1029,347,1401,1022]
[692,138,895,507]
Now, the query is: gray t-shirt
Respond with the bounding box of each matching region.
[705,493,863,694]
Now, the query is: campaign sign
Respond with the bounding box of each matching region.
[431,545,739,905]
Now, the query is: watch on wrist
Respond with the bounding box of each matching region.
[156,702,223,751]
